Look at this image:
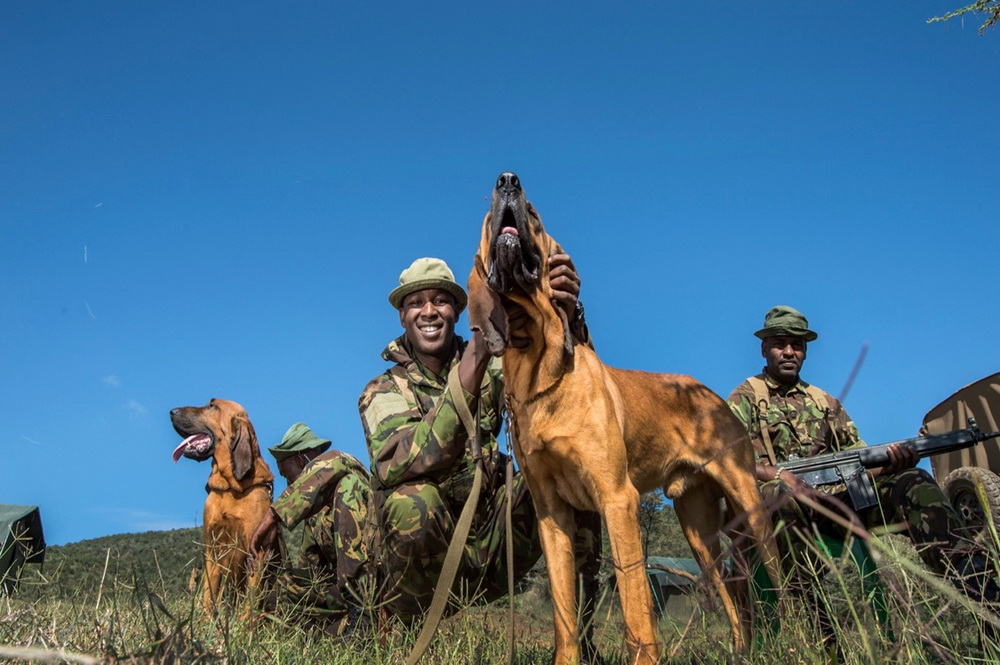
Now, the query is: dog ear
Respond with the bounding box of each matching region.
[468,252,509,356]
[230,415,257,481]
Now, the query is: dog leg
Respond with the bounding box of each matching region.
[713,461,785,633]
[602,485,661,665]
[674,483,747,653]
[203,546,222,616]
[533,494,582,665]
[203,527,248,616]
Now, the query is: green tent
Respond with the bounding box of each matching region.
[1,504,45,595]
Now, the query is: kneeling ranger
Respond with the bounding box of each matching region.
[252,422,371,633]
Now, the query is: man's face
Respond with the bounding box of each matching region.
[761,335,807,385]
[399,288,458,364]
[277,453,308,484]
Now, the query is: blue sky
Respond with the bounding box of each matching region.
[3,2,998,546]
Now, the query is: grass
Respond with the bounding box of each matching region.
[3,521,1000,663]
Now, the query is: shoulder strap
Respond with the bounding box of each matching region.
[745,375,768,403]
[745,376,778,466]
[803,383,840,450]
[804,383,830,412]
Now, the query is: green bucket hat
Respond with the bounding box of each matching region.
[268,422,332,462]
[388,257,467,313]
[754,305,818,342]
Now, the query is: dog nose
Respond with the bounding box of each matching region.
[170,408,180,417]
[496,172,521,196]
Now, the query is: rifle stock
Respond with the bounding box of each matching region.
[776,418,1000,510]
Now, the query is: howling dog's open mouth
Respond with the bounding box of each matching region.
[487,172,541,294]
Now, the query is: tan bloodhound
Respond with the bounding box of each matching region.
[171,398,275,615]
[468,173,783,665]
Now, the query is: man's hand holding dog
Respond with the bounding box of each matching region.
[548,252,580,318]
[249,508,280,564]
[502,251,583,351]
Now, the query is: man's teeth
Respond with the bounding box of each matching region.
[420,325,441,333]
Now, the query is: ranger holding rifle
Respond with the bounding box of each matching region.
[727,306,998,643]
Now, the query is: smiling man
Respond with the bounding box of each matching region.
[358,256,601,638]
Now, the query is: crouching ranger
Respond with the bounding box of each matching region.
[251,422,371,633]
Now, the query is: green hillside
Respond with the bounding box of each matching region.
[13,492,691,601]
[18,527,204,600]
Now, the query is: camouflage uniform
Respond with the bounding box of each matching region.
[728,372,973,586]
[272,449,372,619]
[359,334,600,620]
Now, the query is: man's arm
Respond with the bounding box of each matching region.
[250,453,369,560]
[249,507,279,561]
[271,454,368,529]
[360,354,499,487]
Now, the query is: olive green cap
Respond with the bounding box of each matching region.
[754,305,818,342]
[388,257,467,313]
[268,422,331,462]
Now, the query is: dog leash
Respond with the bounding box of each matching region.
[503,404,517,665]
[404,364,485,665]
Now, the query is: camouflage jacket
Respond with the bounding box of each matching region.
[358,335,504,500]
[727,372,864,465]
[272,449,370,529]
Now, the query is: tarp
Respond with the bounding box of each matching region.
[0,504,45,594]
[645,556,702,589]
[643,557,705,620]
[922,372,1000,482]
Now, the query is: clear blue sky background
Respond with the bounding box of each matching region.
[3,2,998,546]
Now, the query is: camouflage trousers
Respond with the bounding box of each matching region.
[763,467,990,597]
[374,454,602,621]
[277,461,372,623]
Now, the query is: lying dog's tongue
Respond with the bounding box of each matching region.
[501,227,518,236]
[172,434,211,462]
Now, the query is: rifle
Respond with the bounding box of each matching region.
[777,418,1000,510]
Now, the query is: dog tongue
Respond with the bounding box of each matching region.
[172,434,209,462]
[501,227,518,236]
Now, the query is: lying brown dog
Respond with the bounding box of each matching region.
[468,173,782,665]
[171,398,275,615]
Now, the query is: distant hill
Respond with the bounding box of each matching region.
[18,527,204,600]
[12,497,691,601]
